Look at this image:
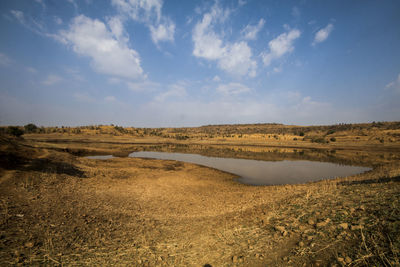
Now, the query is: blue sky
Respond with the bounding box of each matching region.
[0,0,399,127]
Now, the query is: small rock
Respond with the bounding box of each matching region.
[275,225,286,233]
[16,214,24,218]
[137,259,142,264]
[24,242,34,248]
[298,241,305,247]
[232,256,238,263]
[316,221,328,228]
[307,235,313,241]
[339,223,348,229]
[349,208,355,213]
[337,257,344,263]
[351,225,364,230]
[158,256,163,261]
[308,219,315,225]
[345,256,352,264]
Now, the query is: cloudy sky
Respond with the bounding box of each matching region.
[0,0,399,127]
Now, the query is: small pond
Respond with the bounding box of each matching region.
[128,151,371,186]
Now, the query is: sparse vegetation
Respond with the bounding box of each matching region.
[7,126,24,137]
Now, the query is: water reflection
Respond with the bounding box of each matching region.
[129,151,371,185]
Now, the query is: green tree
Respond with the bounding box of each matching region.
[8,126,24,137]
[24,123,38,133]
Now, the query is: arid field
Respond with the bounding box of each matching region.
[1,122,400,266]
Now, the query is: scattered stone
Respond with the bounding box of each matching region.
[275,225,286,233]
[345,256,352,264]
[339,223,348,229]
[24,242,34,248]
[298,241,305,247]
[337,257,344,263]
[351,225,364,230]
[316,221,328,228]
[308,219,315,225]
[232,256,238,263]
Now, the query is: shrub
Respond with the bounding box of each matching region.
[330,137,336,142]
[24,123,38,133]
[7,126,24,137]
[311,137,326,143]
[299,132,305,136]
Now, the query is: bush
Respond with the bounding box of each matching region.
[24,123,38,133]
[7,126,24,137]
[330,137,336,142]
[311,137,326,143]
[299,132,305,136]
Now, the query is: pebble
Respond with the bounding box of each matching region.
[351,225,364,230]
[275,225,286,233]
[232,256,238,263]
[339,223,348,229]
[24,242,34,248]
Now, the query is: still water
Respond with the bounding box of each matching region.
[129,151,371,185]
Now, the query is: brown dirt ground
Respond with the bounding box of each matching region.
[0,135,400,266]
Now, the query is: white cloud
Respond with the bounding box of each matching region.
[155,82,187,102]
[149,18,175,44]
[105,95,117,102]
[291,7,300,18]
[54,16,63,25]
[35,0,46,9]
[67,0,79,11]
[73,92,95,103]
[312,23,334,46]
[216,82,250,95]
[10,10,25,24]
[112,0,175,45]
[127,80,160,92]
[218,42,257,77]
[107,16,129,44]
[59,15,143,80]
[241,19,265,40]
[42,74,63,85]
[212,75,221,82]
[261,28,301,66]
[385,73,400,93]
[112,0,162,23]
[192,3,257,77]
[273,66,282,73]
[238,0,247,7]
[26,67,38,73]
[0,53,12,66]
